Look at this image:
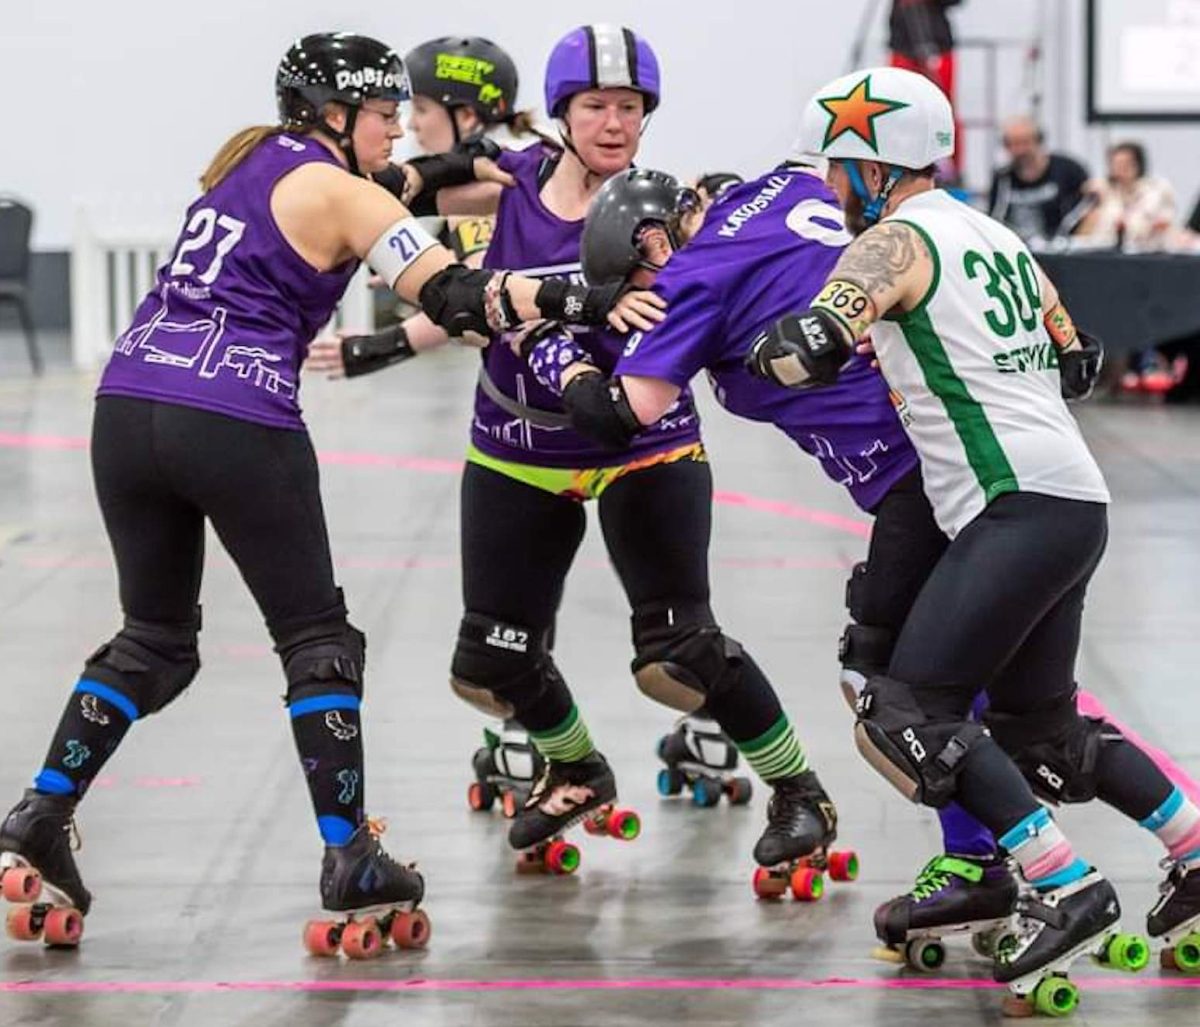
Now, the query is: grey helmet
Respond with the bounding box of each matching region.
[580,168,698,286]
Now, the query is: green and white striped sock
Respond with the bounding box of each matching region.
[529,706,595,763]
[738,715,809,782]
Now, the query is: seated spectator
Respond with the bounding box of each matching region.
[988,116,1092,243]
[1077,142,1176,249]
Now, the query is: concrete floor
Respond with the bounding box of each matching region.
[1,341,1199,1026]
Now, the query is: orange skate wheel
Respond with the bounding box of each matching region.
[828,850,859,882]
[390,909,432,950]
[752,866,787,899]
[790,867,825,902]
[302,919,340,957]
[340,919,382,960]
[545,840,580,875]
[42,907,83,947]
[1,867,41,903]
[467,781,491,812]
[502,791,520,819]
[6,904,40,942]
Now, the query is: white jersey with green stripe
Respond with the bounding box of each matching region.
[869,190,1109,538]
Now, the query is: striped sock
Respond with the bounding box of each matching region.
[529,705,595,763]
[738,715,809,783]
[999,807,1088,891]
[1139,786,1200,862]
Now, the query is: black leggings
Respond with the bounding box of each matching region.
[92,396,342,638]
[458,457,783,740]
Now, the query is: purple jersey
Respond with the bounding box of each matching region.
[473,145,700,467]
[98,134,358,430]
[614,167,917,512]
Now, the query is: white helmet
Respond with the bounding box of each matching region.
[798,66,954,170]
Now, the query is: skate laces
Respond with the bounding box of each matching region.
[909,855,983,900]
[65,816,82,853]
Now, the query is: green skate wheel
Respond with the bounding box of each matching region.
[905,938,946,972]
[1171,934,1200,973]
[1032,976,1079,1017]
[1100,932,1149,972]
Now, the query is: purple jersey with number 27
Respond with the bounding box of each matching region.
[614,166,917,512]
[98,134,358,431]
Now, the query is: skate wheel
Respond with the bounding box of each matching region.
[827,850,859,882]
[1,866,41,903]
[340,919,382,960]
[1175,933,1200,973]
[657,768,684,797]
[390,909,431,950]
[6,905,40,942]
[42,907,83,947]
[691,777,721,808]
[583,812,607,836]
[545,840,580,875]
[1032,976,1079,1017]
[501,790,520,819]
[905,937,946,972]
[972,928,1012,959]
[467,780,495,813]
[607,809,641,841]
[1098,932,1149,972]
[303,919,340,957]
[789,866,824,902]
[752,866,787,899]
[726,777,752,806]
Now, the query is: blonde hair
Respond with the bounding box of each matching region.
[506,108,558,149]
[200,125,285,192]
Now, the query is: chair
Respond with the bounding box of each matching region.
[0,197,42,374]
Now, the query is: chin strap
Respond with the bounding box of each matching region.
[845,161,905,225]
[316,106,363,177]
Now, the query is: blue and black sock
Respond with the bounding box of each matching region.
[34,679,138,798]
[287,691,365,846]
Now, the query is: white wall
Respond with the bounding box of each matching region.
[3,0,1197,249]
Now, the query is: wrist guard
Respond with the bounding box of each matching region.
[535,278,622,326]
[745,308,851,388]
[404,151,478,215]
[1059,329,1104,401]
[342,325,415,378]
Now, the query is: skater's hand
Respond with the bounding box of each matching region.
[305,334,347,379]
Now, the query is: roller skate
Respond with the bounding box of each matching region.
[995,870,1148,1018]
[872,853,1019,971]
[302,818,430,960]
[0,790,89,948]
[656,716,752,808]
[508,751,640,876]
[467,720,545,819]
[750,770,858,901]
[1147,852,1200,973]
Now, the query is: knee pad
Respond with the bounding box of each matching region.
[272,598,365,704]
[630,601,739,714]
[983,691,1122,804]
[82,609,202,718]
[838,623,896,710]
[854,675,986,808]
[450,613,556,718]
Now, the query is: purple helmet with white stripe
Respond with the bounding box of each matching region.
[544,24,661,118]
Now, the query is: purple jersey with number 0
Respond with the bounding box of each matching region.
[473,144,700,467]
[614,167,917,512]
[98,134,358,430]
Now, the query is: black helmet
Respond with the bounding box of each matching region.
[581,169,699,286]
[404,37,518,127]
[276,33,408,174]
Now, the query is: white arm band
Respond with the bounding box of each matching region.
[366,218,440,289]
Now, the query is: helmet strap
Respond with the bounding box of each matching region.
[316,105,362,177]
[846,161,904,226]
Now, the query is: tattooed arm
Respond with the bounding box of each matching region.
[811,221,934,345]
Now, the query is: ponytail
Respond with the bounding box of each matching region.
[200,125,285,192]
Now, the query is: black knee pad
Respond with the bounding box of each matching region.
[984,691,1122,804]
[450,612,557,718]
[271,597,365,704]
[83,609,202,718]
[854,675,986,808]
[630,601,742,713]
[838,622,896,709]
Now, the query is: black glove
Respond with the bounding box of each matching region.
[535,278,624,326]
[341,325,415,378]
[453,134,503,161]
[1058,329,1104,401]
[745,309,851,388]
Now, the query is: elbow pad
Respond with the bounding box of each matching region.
[418,266,519,337]
[342,325,415,378]
[372,164,408,201]
[561,372,642,450]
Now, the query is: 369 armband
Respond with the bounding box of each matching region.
[366,218,440,289]
[812,279,875,342]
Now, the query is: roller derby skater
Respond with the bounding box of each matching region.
[656,715,753,808]
[468,719,546,819]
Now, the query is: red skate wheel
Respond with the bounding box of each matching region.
[1,867,41,903]
[545,840,580,875]
[467,781,494,813]
[302,919,340,957]
[790,867,824,902]
[828,850,859,882]
[752,866,786,899]
[725,777,753,806]
[6,904,40,941]
[606,809,641,841]
[390,909,432,950]
[502,791,520,819]
[340,920,382,960]
[583,812,607,836]
[42,907,83,947]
